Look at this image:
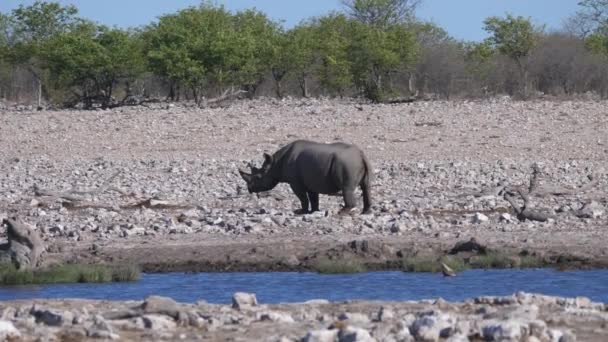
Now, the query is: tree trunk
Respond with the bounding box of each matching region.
[299,75,309,98]
[408,73,416,97]
[36,78,42,109]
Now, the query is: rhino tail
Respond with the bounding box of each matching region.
[361,152,373,184]
[360,152,373,213]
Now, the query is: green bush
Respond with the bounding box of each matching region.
[312,258,367,274]
[0,263,140,285]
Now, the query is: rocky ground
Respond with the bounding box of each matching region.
[1,291,607,341]
[1,97,607,341]
[0,97,606,271]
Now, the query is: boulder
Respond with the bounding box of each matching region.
[481,320,527,341]
[338,326,376,342]
[410,311,456,341]
[31,307,73,327]
[232,292,258,310]
[257,311,295,323]
[574,201,604,219]
[142,314,177,331]
[1,217,45,269]
[0,320,21,340]
[302,329,339,342]
[140,295,181,319]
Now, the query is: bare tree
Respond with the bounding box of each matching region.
[565,0,608,37]
[341,0,422,26]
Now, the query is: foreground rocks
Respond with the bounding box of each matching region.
[0,292,606,341]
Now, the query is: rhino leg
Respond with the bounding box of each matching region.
[308,192,319,212]
[361,179,372,214]
[290,183,310,214]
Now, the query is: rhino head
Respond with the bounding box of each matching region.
[238,153,279,193]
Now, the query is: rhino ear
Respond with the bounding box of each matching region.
[263,153,273,166]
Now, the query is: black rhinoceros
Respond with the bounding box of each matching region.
[238,140,373,215]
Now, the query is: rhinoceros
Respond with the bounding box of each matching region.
[238,140,373,215]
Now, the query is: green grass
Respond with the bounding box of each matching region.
[312,258,367,274]
[0,263,140,285]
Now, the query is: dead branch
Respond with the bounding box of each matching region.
[33,171,124,203]
[532,173,599,197]
[200,87,248,108]
[500,165,555,222]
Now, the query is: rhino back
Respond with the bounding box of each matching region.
[276,141,367,193]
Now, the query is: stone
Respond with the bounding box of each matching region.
[257,311,295,323]
[141,295,183,320]
[481,320,527,341]
[0,320,21,340]
[410,311,455,341]
[574,201,604,219]
[338,312,371,326]
[1,217,45,269]
[559,330,576,342]
[499,213,513,223]
[232,292,258,310]
[390,222,404,233]
[32,308,74,327]
[110,317,146,331]
[142,314,177,331]
[87,329,120,340]
[338,326,376,342]
[471,213,489,224]
[377,307,394,322]
[445,334,469,342]
[302,329,339,342]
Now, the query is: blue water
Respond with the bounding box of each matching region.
[1,269,607,304]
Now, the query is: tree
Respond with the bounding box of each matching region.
[231,9,281,97]
[464,41,497,95]
[348,21,418,101]
[341,0,421,27]
[42,24,145,108]
[285,24,317,97]
[143,3,279,102]
[312,13,353,97]
[8,1,83,106]
[483,14,543,97]
[143,4,232,102]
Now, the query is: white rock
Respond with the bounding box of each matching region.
[257,311,295,323]
[142,314,177,331]
[338,326,376,342]
[232,292,258,310]
[499,213,513,223]
[481,320,526,341]
[410,311,455,341]
[471,213,489,224]
[338,312,370,326]
[302,329,339,342]
[0,320,21,340]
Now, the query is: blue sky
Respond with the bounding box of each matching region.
[1,0,582,42]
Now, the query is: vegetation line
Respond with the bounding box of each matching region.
[0,263,140,285]
[1,1,608,108]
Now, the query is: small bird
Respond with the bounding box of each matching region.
[441,262,456,277]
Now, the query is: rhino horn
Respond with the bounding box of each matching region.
[238,168,251,181]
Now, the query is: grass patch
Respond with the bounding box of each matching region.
[468,252,545,270]
[0,263,140,285]
[312,258,367,274]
